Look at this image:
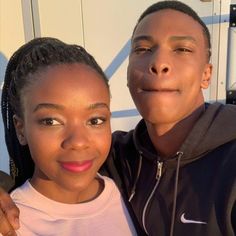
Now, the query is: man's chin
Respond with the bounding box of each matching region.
[140,109,180,126]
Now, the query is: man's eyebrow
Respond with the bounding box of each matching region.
[132,35,154,44]
[132,35,197,44]
[169,36,197,43]
[33,103,64,112]
[88,103,109,110]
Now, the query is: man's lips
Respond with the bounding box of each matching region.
[59,160,93,173]
[138,88,180,93]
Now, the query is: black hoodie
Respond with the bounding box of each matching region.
[103,103,236,236]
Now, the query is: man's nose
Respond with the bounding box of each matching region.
[61,126,89,150]
[148,49,171,75]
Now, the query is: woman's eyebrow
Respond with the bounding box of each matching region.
[88,103,109,110]
[33,103,64,112]
[33,103,109,112]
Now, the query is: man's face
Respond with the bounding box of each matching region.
[127,9,212,127]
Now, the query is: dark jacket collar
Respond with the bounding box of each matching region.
[132,103,236,166]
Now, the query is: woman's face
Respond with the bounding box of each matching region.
[14,63,111,203]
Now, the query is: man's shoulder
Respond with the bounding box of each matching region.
[112,119,145,146]
[111,130,137,155]
[112,130,134,143]
[207,102,236,116]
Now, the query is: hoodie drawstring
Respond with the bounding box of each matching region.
[128,151,143,202]
[169,151,183,236]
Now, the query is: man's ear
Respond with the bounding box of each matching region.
[13,115,27,145]
[201,63,213,89]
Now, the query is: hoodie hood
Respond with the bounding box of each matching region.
[133,102,236,166]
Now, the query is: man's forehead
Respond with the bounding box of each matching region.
[135,9,202,31]
[133,10,204,41]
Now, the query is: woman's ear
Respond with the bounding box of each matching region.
[201,63,213,89]
[13,115,27,145]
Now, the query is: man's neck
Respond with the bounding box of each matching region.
[146,105,205,159]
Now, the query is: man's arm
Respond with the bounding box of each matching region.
[0,187,19,236]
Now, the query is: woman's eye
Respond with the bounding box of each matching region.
[88,117,106,126]
[40,118,61,126]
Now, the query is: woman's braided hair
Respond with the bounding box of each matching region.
[1,37,108,187]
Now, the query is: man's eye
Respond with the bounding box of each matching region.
[88,117,106,126]
[133,47,152,54]
[174,47,192,53]
[40,118,61,126]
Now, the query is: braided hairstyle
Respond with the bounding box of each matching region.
[1,37,109,187]
[132,1,211,61]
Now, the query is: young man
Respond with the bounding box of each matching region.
[106,1,235,235]
[0,1,235,236]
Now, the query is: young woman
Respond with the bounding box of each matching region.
[1,37,136,235]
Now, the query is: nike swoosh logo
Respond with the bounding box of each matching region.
[180,213,207,224]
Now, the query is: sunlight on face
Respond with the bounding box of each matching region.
[15,63,111,203]
[128,9,212,128]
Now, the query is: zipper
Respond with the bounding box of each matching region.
[142,161,163,235]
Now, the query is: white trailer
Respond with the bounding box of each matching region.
[0,0,235,173]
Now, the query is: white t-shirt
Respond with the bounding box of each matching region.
[11,176,137,236]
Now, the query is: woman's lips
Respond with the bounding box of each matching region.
[60,160,93,173]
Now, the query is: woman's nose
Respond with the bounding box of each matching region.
[61,126,89,150]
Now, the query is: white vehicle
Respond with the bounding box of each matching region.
[0,0,235,173]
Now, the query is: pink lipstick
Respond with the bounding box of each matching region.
[60,161,93,173]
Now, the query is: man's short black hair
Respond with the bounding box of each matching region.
[133,1,211,60]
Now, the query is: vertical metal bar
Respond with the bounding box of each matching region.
[21,0,34,41]
[31,0,41,37]
[226,4,236,104]
[80,0,85,47]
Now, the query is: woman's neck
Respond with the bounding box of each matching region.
[30,175,104,204]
